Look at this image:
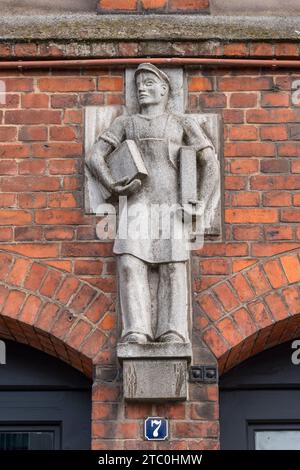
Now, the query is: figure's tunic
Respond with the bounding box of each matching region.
[100,113,214,264]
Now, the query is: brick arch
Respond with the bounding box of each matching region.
[196,249,300,375]
[0,251,115,378]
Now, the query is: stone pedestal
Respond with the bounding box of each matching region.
[117,343,192,402]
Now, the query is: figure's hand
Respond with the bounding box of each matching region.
[182,199,204,219]
[111,176,142,196]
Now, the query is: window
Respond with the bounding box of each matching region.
[248,423,300,450]
[0,425,60,450]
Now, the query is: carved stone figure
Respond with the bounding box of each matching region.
[86,63,219,346]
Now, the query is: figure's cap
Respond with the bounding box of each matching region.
[134,63,171,87]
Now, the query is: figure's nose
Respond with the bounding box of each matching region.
[138,83,146,92]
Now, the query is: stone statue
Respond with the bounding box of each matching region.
[86,63,219,346]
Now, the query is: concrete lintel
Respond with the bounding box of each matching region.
[0,13,300,42]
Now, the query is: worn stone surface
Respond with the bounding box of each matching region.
[0,0,96,15]
[1,0,299,18]
[117,342,192,360]
[123,359,188,401]
[85,104,126,212]
[0,14,300,42]
[85,109,222,234]
[86,64,221,351]
[211,0,300,16]
[126,67,186,114]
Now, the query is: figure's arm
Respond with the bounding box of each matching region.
[182,116,220,215]
[86,138,115,191]
[86,117,142,197]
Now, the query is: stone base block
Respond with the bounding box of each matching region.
[118,342,192,402]
[123,359,188,402]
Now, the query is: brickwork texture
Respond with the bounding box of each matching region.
[0,37,299,449]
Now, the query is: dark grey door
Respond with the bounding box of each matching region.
[0,340,92,450]
[220,341,300,450]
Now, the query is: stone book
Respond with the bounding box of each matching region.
[107,139,148,184]
[179,147,198,206]
[98,139,148,201]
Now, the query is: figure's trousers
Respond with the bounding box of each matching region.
[118,254,188,341]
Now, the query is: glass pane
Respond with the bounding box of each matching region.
[255,430,300,450]
[29,432,54,450]
[0,431,54,450]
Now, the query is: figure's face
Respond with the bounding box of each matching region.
[136,72,168,106]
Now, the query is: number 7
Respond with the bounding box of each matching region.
[151,419,162,438]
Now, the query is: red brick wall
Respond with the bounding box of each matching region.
[0,41,300,449]
[97,0,210,14]
[188,66,300,376]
